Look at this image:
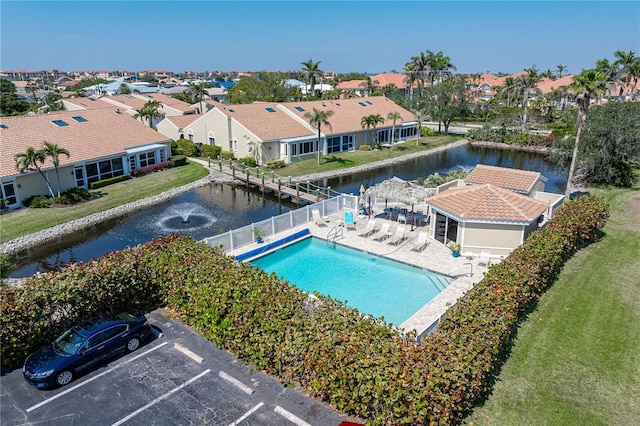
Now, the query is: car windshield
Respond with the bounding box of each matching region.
[53,327,86,355]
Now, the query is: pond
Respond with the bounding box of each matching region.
[9,144,567,278]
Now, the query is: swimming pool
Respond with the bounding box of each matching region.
[250,237,451,326]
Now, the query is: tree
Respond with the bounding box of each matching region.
[517,66,542,131]
[26,80,39,102]
[423,75,470,135]
[304,108,334,165]
[0,79,30,116]
[301,59,322,99]
[614,50,639,99]
[427,50,457,84]
[133,100,163,128]
[578,101,640,186]
[403,62,420,105]
[386,111,402,149]
[556,64,568,78]
[187,81,210,113]
[564,68,607,198]
[118,83,131,95]
[226,72,297,104]
[41,141,70,196]
[361,114,385,148]
[411,107,426,146]
[14,146,55,197]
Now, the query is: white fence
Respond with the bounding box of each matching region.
[202,194,359,252]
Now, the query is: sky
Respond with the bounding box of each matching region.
[1,1,639,75]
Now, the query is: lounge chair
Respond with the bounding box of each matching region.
[312,208,327,227]
[478,251,491,267]
[371,222,391,242]
[357,219,378,237]
[410,231,429,252]
[344,211,356,230]
[386,225,407,246]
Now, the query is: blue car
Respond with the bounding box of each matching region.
[23,312,151,389]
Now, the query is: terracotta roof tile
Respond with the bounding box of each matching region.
[165,114,202,129]
[1,109,170,178]
[426,184,547,223]
[465,164,545,194]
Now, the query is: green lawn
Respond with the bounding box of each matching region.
[280,135,461,177]
[0,161,209,243]
[465,182,640,425]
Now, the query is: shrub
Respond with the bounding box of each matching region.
[131,161,172,177]
[171,155,187,167]
[421,126,435,137]
[23,195,52,208]
[174,139,198,157]
[89,175,130,190]
[239,157,257,167]
[266,160,285,169]
[200,144,222,159]
[358,145,372,151]
[219,150,235,160]
[0,251,12,279]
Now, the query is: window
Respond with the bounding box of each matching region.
[265,107,276,113]
[71,116,87,122]
[358,102,367,107]
[51,119,69,127]
[74,167,85,187]
[85,158,125,183]
[294,106,305,112]
[366,100,372,105]
[188,131,194,141]
[101,325,128,342]
[0,124,8,129]
[139,151,156,168]
[1,181,17,206]
[232,139,238,152]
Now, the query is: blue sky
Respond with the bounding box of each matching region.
[1,1,639,75]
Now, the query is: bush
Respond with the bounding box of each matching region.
[174,139,198,157]
[131,161,172,177]
[171,155,187,167]
[421,126,435,137]
[219,150,235,160]
[239,157,257,167]
[200,145,222,160]
[23,195,52,208]
[89,175,131,190]
[0,251,12,279]
[266,160,285,169]
[358,145,372,151]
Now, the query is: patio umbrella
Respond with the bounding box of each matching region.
[359,184,367,212]
[365,177,432,231]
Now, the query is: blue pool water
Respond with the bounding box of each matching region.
[250,237,451,326]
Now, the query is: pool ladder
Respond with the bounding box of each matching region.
[327,225,343,246]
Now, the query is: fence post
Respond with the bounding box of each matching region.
[207,157,211,167]
[218,158,222,172]
[306,181,310,194]
[271,171,275,183]
[278,178,282,199]
[296,183,300,206]
[261,173,265,195]
[288,176,292,186]
[327,186,331,199]
[232,164,235,179]
[246,169,250,190]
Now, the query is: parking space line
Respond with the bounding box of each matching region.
[228,402,264,426]
[111,369,211,426]
[26,341,168,413]
[174,342,204,363]
[219,371,255,395]
[275,405,313,426]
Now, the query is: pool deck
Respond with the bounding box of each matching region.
[226,208,494,337]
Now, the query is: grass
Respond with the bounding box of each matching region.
[0,161,209,243]
[465,181,640,425]
[279,135,461,177]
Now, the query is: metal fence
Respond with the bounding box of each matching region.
[202,194,359,252]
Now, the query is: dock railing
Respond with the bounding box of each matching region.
[202,193,358,252]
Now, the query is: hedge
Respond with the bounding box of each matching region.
[0,195,609,425]
[89,174,131,189]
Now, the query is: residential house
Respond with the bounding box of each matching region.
[425,165,564,257]
[0,109,172,209]
[155,96,419,165]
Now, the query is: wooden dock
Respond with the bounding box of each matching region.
[216,163,329,205]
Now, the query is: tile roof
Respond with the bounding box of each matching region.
[214,102,315,141]
[280,96,416,135]
[0,109,170,178]
[536,75,575,94]
[465,164,545,194]
[426,184,548,223]
[63,96,119,110]
[164,114,202,129]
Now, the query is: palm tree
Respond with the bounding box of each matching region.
[595,58,625,99]
[14,146,55,197]
[428,50,457,83]
[614,50,638,99]
[565,69,607,199]
[25,79,38,102]
[133,100,163,128]
[187,81,208,113]
[304,108,333,165]
[556,64,567,79]
[361,114,385,148]
[359,75,378,96]
[403,62,420,104]
[386,111,402,149]
[300,59,322,99]
[41,141,70,196]
[517,66,542,131]
[409,51,429,94]
[411,107,426,146]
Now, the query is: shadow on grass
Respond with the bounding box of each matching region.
[322,156,356,166]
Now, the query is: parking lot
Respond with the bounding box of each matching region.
[0,310,351,425]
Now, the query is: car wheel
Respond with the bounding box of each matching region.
[126,337,140,352]
[56,370,73,387]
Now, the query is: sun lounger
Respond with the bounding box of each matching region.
[357,219,378,237]
[371,222,391,241]
[344,211,356,230]
[478,251,491,267]
[386,225,407,246]
[312,208,327,227]
[410,231,429,252]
